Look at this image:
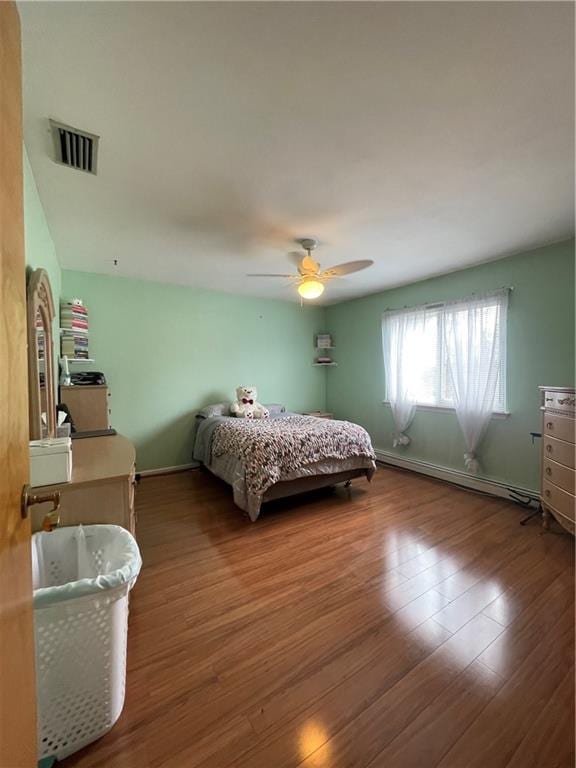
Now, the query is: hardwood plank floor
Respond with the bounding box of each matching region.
[62,465,575,768]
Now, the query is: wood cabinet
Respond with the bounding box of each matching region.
[60,384,109,431]
[540,387,575,535]
[31,434,137,536]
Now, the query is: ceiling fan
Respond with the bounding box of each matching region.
[248,238,374,300]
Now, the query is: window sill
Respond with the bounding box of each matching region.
[382,401,510,419]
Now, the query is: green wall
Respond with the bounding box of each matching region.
[23,148,61,381]
[23,150,61,302]
[24,151,575,487]
[326,240,575,491]
[62,270,327,470]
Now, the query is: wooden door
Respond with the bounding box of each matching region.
[0,3,38,766]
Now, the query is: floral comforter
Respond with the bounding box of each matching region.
[211,415,376,498]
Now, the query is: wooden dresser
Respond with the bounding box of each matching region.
[31,434,137,536]
[540,386,575,534]
[60,384,110,431]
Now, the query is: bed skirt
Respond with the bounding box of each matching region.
[206,454,376,521]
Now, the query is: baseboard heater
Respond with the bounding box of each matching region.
[374,448,539,506]
[139,453,539,508]
[138,462,200,477]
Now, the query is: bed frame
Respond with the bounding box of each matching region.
[261,467,372,504]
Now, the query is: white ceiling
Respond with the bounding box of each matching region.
[20,1,574,304]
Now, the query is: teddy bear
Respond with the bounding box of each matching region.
[230,386,269,419]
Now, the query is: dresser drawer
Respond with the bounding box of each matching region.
[543,413,575,444]
[543,458,575,495]
[542,480,575,522]
[543,436,575,469]
[543,390,576,415]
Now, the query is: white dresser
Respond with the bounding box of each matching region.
[540,386,575,534]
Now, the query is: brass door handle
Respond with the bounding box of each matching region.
[21,485,61,520]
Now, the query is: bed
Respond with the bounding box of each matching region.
[193,405,376,520]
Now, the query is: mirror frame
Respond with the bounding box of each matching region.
[27,268,56,440]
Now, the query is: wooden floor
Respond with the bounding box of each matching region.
[63,465,575,768]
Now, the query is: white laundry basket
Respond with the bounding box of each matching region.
[32,524,142,761]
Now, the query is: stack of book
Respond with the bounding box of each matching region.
[60,301,90,360]
[35,314,45,360]
[315,333,334,364]
[316,333,333,348]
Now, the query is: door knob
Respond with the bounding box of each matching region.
[21,485,61,520]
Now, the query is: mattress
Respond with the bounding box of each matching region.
[193,413,376,520]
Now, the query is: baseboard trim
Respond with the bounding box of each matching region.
[139,462,200,477]
[139,453,538,504]
[374,448,538,504]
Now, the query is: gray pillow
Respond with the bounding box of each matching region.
[196,402,286,419]
[196,403,231,419]
[265,403,286,415]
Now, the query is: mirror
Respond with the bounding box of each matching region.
[27,269,56,440]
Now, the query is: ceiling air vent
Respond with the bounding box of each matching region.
[50,119,99,175]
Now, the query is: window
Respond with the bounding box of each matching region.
[382,292,507,413]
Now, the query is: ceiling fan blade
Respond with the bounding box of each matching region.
[286,251,308,276]
[287,251,304,268]
[247,273,296,278]
[301,254,320,273]
[321,260,374,277]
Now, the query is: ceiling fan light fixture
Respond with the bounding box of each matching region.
[247,237,373,299]
[298,278,325,300]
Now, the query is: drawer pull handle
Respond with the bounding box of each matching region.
[545,489,551,498]
[545,397,554,402]
[545,467,552,476]
[546,445,553,453]
[546,422,553,429]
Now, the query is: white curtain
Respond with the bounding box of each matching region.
[382,306,428,447]
[443,290,508,473]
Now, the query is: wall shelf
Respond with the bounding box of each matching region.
[314,332,336,366]
[60,300,91,362]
